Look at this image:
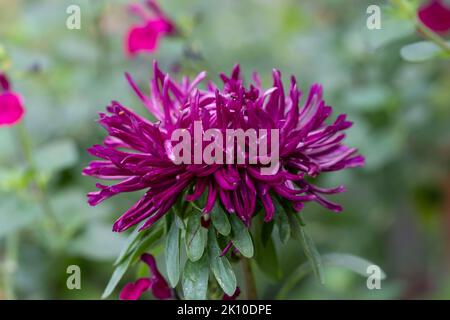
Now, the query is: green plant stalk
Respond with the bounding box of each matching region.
[390,0,415,18]
[16,124,60,231]
[416,22,450,54]
[390,0,450,54]
[3,233,18,300]
[241,258,257,300]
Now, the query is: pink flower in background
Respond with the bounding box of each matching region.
[120,253,173,300]
[0,73,25,127]
[125,0,176,57]
[418,0,450,34]
[222,287,241,300]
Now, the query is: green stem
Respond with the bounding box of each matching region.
[390,0,450,54]
[241,258,257,300]
[416,22,450,54]
[3,233,18,300]
[15,124,60,231]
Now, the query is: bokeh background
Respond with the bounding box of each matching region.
[1,0,449,299]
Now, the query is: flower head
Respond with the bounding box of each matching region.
[0,73,25,127]
[119,253,172,300]
[125,0,176,57]
[84,61,364,232]
[418,0,450,34]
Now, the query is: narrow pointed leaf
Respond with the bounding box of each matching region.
[102,255,133,299]
[274,200,291,244]
[299,225,324,284]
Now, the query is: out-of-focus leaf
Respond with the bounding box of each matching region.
[364,18,414,50]
[343,86,390,111]
[230,214,254,258]
[322,253,386,279]
[182,253,209,300]
[0,168,32,192]
[185,210,207,262]
[35,139,78,173]
[255,233,281,281]
[261,220,274,246]
[130,225,165,263]
[277,253,386,299]
[70,223,126,261]
[211,202,231,236]
[0,197,40,238]
[165,218,181,287]
[208,228,236,296]
[400,41,450,62]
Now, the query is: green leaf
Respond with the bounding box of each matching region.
[102,223,165,299]
[277,253,386,299]
[185,210,207,262]
[208,228,237,296]
[274,195,304,241]
[0,197,40,238]
[211,202,231,236]
[299,225,325,284]
[274,201,291,244]
[71,222,126,261]
[287,211,302,240]
[400,41,450,62]
[165,218,181,287]
[322,253,387,279]
[102,254,133,299]
[182,253,209,300]
[35,139,78,173]
[364,18,414,50]
[229,214,254,258]
[261,220,274,246]
[114,221,146,266]
[255,234,281,281]
[130,225,164,263]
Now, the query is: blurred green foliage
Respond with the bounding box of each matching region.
[0,0,449,299]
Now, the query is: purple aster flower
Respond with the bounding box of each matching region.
[83,61,364,232]
[0,72,26,127]
[418,0,450,35]
[119,253,173,300]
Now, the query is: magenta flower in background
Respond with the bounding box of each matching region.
[125,0,176,57]
[83,61,364,232]
[120,253,172,300]
[0,73,25,127]
[222,287,241,300]
[418,0,450,34]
